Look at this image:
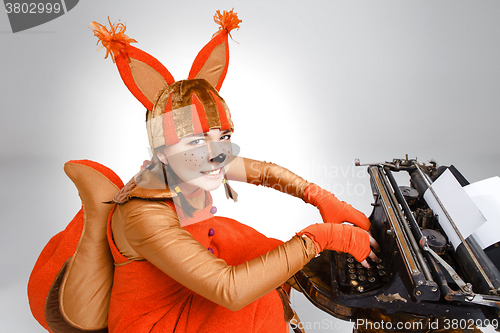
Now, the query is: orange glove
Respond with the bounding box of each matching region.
[297,223,371,263]
[303,183,371,231]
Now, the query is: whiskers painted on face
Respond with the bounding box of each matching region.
[166,142,240,183]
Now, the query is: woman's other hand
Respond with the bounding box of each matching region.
[303,183,371,231]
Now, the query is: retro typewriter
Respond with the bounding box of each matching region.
[295,157,500,331]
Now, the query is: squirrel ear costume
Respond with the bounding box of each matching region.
[90,10,238,148]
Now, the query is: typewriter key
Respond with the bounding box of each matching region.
[367,271,375,277]
[357,269,364,275]
[369,277,376,283]
[357,286,364,292]
[378,270,386,276]
[350,274,357,280]
[356,263,363,269]
[348,263,355,269]
[358,275,366,282]
[350,280,358,287]
[348,268,355,274]
[376,264,384,270]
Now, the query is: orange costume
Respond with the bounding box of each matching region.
[27,11,372,333]
[108,209,291,333]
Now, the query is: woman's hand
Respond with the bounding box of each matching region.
[303,184,371,231]
[359,232,380,268]
[297,223,379,267]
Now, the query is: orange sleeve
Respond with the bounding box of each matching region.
[115,199,316,311]
[225,157,310,198]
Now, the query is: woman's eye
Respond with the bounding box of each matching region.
[220,134,231,141]
[189,138,205,145]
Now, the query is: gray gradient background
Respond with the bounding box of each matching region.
[1,1,499,332]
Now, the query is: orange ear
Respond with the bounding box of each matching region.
[188,9,241,91]
[115,46,175,110]
[91,19,175,110]
[188,32,229,91]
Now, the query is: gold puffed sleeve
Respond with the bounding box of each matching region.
[113,199,317,311]
[225,157,310,199]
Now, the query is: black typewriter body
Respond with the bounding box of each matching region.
[295,158,500,330]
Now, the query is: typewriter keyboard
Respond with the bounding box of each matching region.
[338,253,390,294]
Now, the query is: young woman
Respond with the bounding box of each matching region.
[28,10,378,333]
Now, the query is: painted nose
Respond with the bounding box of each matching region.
[210,153,226,163]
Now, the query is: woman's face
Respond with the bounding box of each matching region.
[156,128,233,193]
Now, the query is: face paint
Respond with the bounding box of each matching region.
[159,128,239,194]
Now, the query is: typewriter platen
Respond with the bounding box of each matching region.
[295,157,500,331]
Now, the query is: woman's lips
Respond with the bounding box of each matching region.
[201,168,223,178]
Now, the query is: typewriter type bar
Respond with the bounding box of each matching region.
[368,165,440,302]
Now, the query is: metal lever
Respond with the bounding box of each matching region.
[465,293,500,308]
[420,236,472,294]
[420,237,500,308]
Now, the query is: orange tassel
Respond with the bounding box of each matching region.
[89,17,137,63]
[213,9,242,39]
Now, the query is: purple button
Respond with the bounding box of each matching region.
[210,206,217,214]
[208,228,215,236]
[208,247,213,253]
